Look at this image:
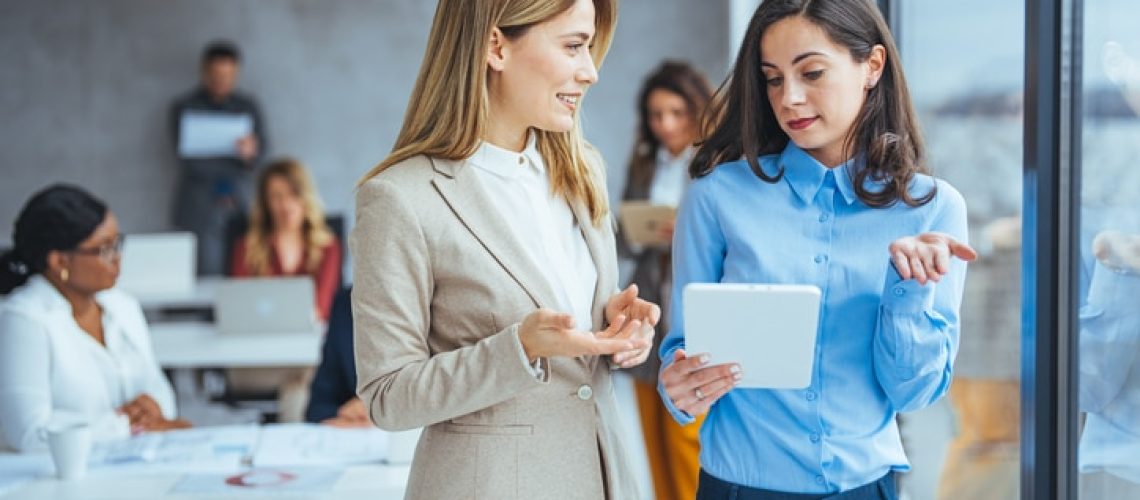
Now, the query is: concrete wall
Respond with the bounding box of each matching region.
[0,0,729,262]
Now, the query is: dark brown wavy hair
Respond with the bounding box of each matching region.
[626,61,713,191]
[691,0,933,208]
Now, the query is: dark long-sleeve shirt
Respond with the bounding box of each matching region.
[305,287,356,423]
[169,86,267,227]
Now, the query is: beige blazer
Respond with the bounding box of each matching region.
[351,154,639,500]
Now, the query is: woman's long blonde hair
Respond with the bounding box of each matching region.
[359,0,617,226]
[245,159,333,275]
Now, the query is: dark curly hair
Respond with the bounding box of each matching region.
[1,184,107,294]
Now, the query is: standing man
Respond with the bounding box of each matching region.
[170,40,267,275]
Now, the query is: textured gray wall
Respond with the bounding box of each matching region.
[0,0,729,259]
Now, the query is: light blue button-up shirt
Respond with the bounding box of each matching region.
[658,143,969,493]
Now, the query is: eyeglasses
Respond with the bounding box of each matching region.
[70,234,125,262]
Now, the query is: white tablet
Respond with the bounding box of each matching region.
[683,283,822,389]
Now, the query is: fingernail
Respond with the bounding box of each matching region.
[698,354,709,364]
[730,364,741,374]
[733,373,743,382]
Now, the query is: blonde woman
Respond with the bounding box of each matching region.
[231,158,341,321]
[229,159,342,423]
[352,0,658,498]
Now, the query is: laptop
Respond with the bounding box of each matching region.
[117,232,197,297]
[214,277,318,335]
[683,283,822,389]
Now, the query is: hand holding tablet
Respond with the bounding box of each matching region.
[682,283,822,389]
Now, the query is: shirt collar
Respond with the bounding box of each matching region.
[26,274,118,322]
[656,145,695,167]
[469,131,544,179]
[778,142,863,206]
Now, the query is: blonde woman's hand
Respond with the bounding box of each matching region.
[601,285,661,368]
[660,349,741,416]
[518,309,649,362]
[889,232,978,285]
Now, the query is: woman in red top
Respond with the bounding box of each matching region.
[231,158,341,321]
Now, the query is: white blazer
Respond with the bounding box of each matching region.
[0,275,177,451]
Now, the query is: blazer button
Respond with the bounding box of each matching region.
[577,384,593,400]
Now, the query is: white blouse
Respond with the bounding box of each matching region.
[648,145,693,207]
[0,275,177,451]
[468,134,599,332]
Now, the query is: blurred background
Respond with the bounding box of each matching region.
[2,1,1138,499]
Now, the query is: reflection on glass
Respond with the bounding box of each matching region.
[1078,3,1140,497]
[899,1,1023,499]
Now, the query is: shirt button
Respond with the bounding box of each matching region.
[816,475,826,485]
[818,213,829,223]
[810,433,820,443]
[577,385,593,400]
[814,254,826,264]
[893,287,906,297]
[806,391,817,401]
[517,156,525,165]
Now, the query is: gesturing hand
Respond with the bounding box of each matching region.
[603,285,661,367]
[518,308,650,362]
[889,232,977,285]
[660,349,741,416]
[1093,230,1140,272]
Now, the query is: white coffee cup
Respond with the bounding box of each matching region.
[46,421,91,480]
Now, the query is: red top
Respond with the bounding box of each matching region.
[229,237,343,322]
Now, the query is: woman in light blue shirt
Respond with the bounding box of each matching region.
[657,1,977,498]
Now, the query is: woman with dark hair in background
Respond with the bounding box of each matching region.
[658,1,976,498]
[618,60,712,500]
[0,185,189,452]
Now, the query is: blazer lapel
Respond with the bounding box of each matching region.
[429,157,561,310]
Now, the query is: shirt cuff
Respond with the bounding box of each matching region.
[657,356,696,425]
[512,330,550,383]
[880,258,937,314]
[1089,261,1140,307]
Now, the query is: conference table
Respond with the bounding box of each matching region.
[0,424,411,499]
[149,321,322,369]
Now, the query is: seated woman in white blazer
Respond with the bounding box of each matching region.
[0,184,190,452]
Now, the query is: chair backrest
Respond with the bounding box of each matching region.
[223,213,345,285]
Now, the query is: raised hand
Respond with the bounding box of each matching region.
[889,232,977,285]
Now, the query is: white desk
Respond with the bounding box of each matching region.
[1,424,410,499]
[134,277,222,311]
[150,322,321,369]
[2,463,408,499]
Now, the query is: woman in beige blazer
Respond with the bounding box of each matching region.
[351,0,659,498]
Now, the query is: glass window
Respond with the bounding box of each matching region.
[1077,1,1140,498]
[897,2,1024,499]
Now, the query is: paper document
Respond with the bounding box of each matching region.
[90,424,258,472]
[252,423,390,467]
[178,110,253,158]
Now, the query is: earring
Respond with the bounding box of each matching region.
[60,269,69,283]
